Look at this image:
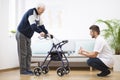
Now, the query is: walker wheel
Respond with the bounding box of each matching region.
[42,66,49,74]
[65,66,70,74]
[34,67,42,76]
[57,67,66,76]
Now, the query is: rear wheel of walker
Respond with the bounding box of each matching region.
[65,66,70,74]
[42,66,49,74]
[57,67,66,76]
[34,67,42,76]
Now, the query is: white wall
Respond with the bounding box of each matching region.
[25,0,120,40]
[0,0,19,70]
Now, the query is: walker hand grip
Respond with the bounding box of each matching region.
[62,40,68,43]
[44,34,53,39]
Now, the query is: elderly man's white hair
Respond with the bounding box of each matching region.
[36,3,45,9]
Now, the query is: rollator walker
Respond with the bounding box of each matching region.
[34,34,70,76]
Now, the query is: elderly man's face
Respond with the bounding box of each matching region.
[37,7,45,15]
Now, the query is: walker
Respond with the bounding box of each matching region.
[33,34,70,76]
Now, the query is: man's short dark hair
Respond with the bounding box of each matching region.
[89,25,100,34]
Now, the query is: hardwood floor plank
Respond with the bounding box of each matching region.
[0,69,120,80]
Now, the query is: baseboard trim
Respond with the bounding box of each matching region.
[0,67,19,72]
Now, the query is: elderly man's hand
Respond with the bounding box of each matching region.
[40,32,45,37]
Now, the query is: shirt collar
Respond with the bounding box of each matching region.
[34,8,38,15]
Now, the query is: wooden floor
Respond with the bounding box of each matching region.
[0,68,120,80]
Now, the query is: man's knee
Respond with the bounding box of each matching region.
[87,58,93,66]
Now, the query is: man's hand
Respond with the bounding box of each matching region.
[78,47,82,54]
[78,47,84,54]
[78,47,87,55]
[78,47,98,58]
[40,32,45,37]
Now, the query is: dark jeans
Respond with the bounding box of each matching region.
[87,58,109,72]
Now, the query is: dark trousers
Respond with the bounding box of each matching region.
[87,58,109,72]
[16,31,32,73]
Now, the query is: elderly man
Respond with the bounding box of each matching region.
[16,4,50,75]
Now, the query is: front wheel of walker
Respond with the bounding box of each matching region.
[42,66,49,74]
[34,67,42,76]
[57,67,66,76]
[65,66,70,74]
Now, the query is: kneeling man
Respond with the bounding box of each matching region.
[78,25,114,77]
